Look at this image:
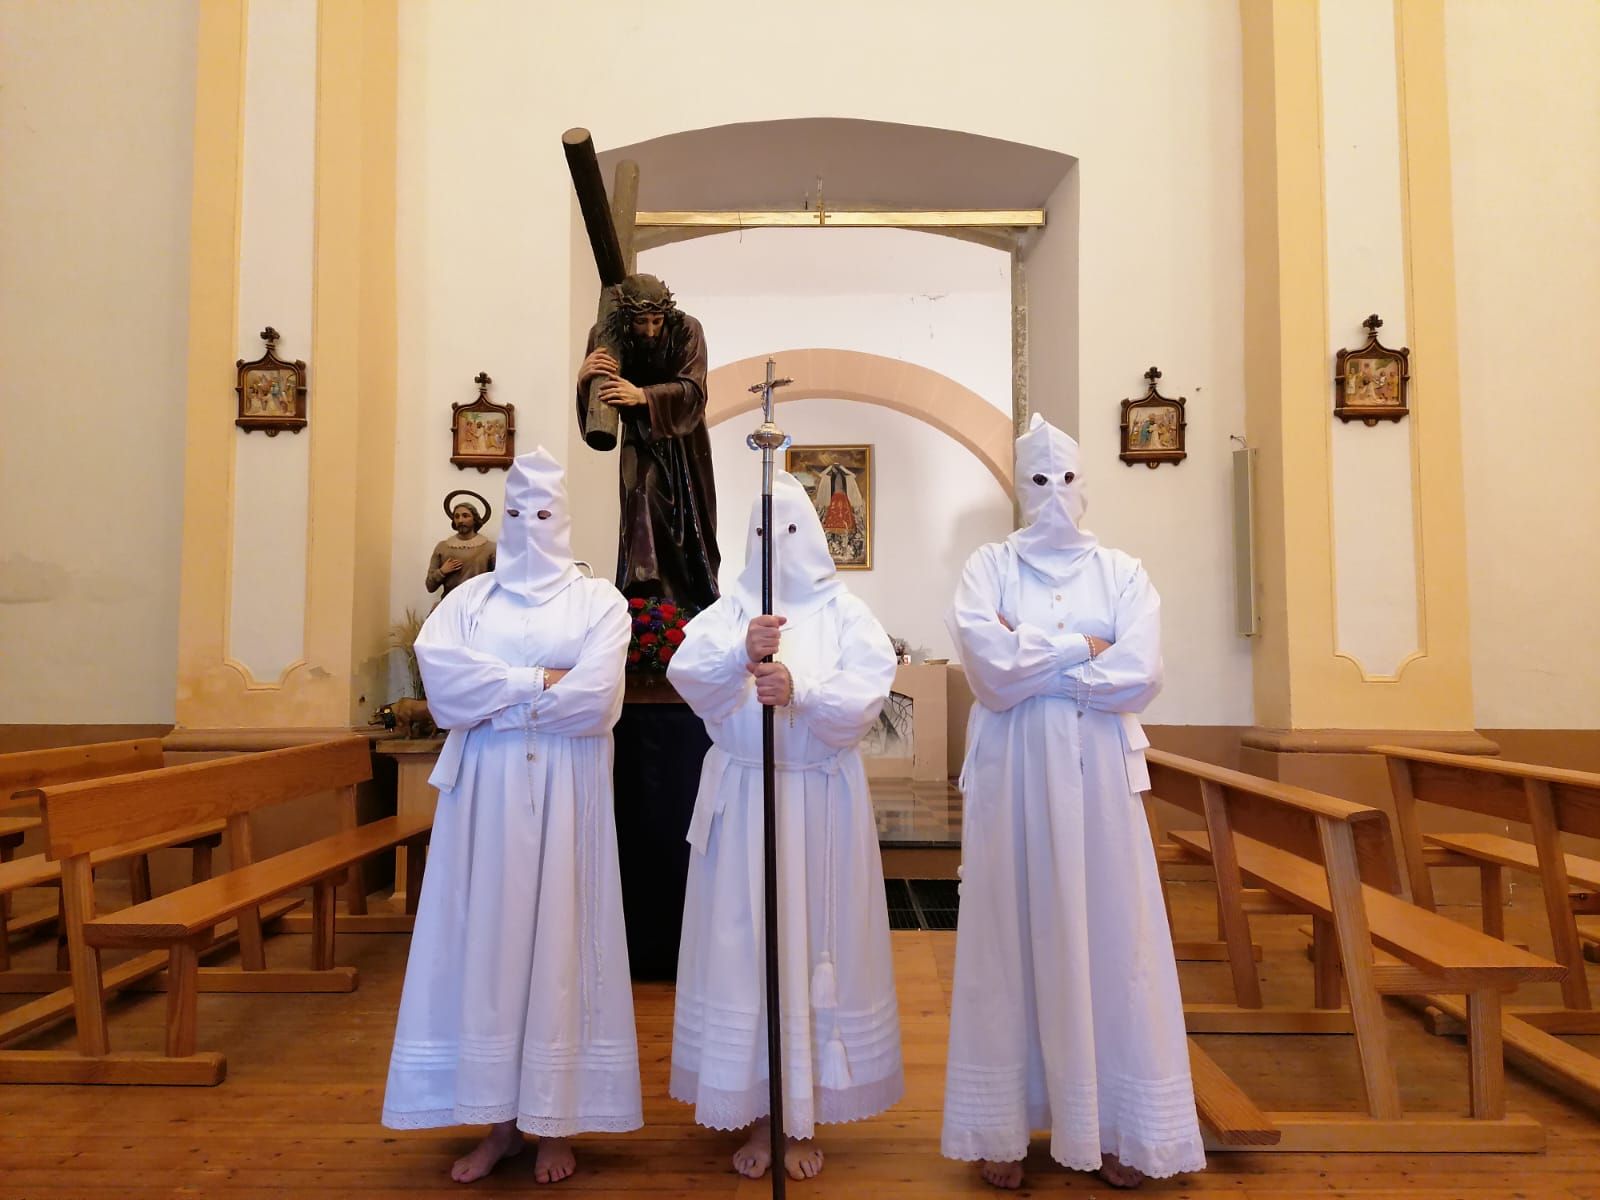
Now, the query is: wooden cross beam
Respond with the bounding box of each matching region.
[562,128,645,450]
[562,128,642,283]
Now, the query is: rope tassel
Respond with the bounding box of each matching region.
[820,1033,853,1091]
[810,953,838,1010]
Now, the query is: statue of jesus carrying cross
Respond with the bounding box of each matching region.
[575,273,720,609]
[564,129,720,611]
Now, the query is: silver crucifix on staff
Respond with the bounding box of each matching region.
[746,357,792,1200]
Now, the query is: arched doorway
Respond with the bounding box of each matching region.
[706,349,1013,490]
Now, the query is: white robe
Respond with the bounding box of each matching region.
[381,573,643,1136]
[941,540,1205,1178]
[666,591,904,1138]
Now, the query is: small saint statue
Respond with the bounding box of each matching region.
[426,490,496,599]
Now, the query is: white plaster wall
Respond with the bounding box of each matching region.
[1027,169,1081,436]
[642,228,1012,408]
[1321,0,1421,680]
[711,400,1012,661]
[392,0,1252,726]
[1448,0,1600,728]
[228,0,317,683]
[0,1,198,723]
[12,4,1590,735]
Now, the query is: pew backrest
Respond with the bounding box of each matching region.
[1147,749,1402,893]
[1373,743,1600,909]
[39,738,371,861]
[0,738,165,811]
[1374,744,1600,838]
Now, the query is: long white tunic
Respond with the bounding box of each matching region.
[667,591,904,1138]
[941,541,1205,1178]
[381,573,643,1136]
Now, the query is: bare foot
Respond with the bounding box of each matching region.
[784,1138,824,1180]
[534,1136,575,1185]
[979,1159,1024,1189]
[450,1120,522,1184]
[732,1119,773,1179]
[1096,1153,1146,1189]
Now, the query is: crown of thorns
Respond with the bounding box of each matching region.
[612,276,676,315]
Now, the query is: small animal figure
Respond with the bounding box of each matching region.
[371,698,438,740]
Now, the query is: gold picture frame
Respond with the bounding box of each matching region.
[785,444,874,570]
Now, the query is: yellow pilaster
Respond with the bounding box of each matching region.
[1240,0,1479,746]
[174,0,398,731]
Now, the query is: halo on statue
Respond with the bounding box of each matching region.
[442,489,492,526]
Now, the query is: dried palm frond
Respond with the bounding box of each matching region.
[389,608,427,700]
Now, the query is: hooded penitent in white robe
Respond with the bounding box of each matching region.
[381,448,642,1137]
[940,416,1205,1178]
[666,473,903,1138]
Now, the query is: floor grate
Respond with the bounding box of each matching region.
[908,878,960,930]
[883,877,921,930]
[883,878,959,931]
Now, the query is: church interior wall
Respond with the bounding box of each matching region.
[642,228,1013,414]
[1321,0,1422,681]
[0,0,198,727]
[391,0,1253,729]
[1446,0,1600,731]
[4,0,1594,757]
[6,8,1600,1081]
[1025,168,1082,456]
[225,0,317,689]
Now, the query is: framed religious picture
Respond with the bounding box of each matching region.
[1334,313,1410,425]
[450,371,515,472]
[1119,366,1187,468]
[785,444,874,570]
[235,327,307,436]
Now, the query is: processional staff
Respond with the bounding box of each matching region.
[747,358,793,1199]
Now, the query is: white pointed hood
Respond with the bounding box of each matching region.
[492,447,582,603]
[1007,413,1099,576]
[731,472,847,623]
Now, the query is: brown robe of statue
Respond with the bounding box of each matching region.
[577,312,720,609]
[425,534,496,598]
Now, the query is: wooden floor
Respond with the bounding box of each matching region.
[6,883,1600,1197]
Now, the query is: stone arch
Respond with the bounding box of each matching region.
[705,349,1013,490]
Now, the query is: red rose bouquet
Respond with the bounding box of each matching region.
[626,596,696,674]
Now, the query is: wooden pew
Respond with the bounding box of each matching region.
[7,737,432,1086]
[1187,1041,1280,1148]
[1145,800,1265,966]
[0,738,166,805]
[0,815,43,958]
[0,740,344,1083]
[1374,744,1600,1106]
[0,823,223,992]
[1149,749,1561,1153]
[0,739,185,967]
